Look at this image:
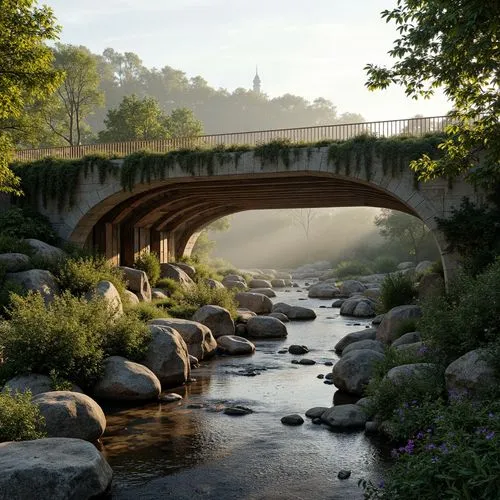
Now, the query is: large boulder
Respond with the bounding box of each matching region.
[149,318,217,359]
[2,374,81,395]
[320,404,368,430]
[340,297,376,317]
[308,283,340,299]
[6,269,59,304]
[272,302,316,320]
[235,292,273,314]
[191,305,235,339]
[236,309,257,323]
[143,325,190,387]
[92,356,161,401]
[32,391,106,442]
[0,253,31,272]
[249,279,272,289]
[119,266,151,302]
[24,239,65,261]
[205,278,225,289]
[342,339,385,356]
[385,363,438,386]
[397,261,415,271]
[445,349,497,399]
[418,273,445,301]
[222,275,247,290]
[339,280,366,296]
[124,289,140,305]
[246,316,287,338]
[217,335,256,355]
[335,328,377,354]
[91,280,123,318]
[415,260,434,274]
[271,279,287,288]
[392,331,422,348]
[160,263,195,287]
[376,305,422,344]
[0,438,113,500]
[332,349,384,395]
[172,262,196,279]
[249,288,276,298]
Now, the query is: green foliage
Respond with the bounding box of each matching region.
[419,260,500,364]
[378,273,417,313]
[372,256,398,274]
[365,0,500,185]
[334,260,371,278]
[54,256,126,298]
[128,301,169,322]
[393,319,418,339]
[0,391,46,442]
[0,207,57,244]
[254,138,299,168]
[178,258,222,282]
[155,277,184,297]
[167,107,203,138]
[0,235,33,256]
[134,252,161,287]
[361,399,500,499]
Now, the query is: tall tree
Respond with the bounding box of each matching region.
[0,0,62,193]
[167,108,203,138]
[365,0,500,185]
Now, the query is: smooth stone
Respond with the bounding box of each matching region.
[224,406,253,416]
[288,344,309,355]
[320,404,368,430]
[305,407,328,419]
[299,359,316,365]
[161,393,183,403]
[338,470,351,480]
[281,414,304,426]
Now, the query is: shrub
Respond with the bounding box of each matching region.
[134,252,161,287]
[177,257,223,282]
[0,207,57,244]
[156,277,184,297]
[0,391,46,442]
[0,235,33,256]
[334,260,371,278]
[393,319,419,339]
[377,272,417,313]
[128,302,169,322]
[372,256,398,274]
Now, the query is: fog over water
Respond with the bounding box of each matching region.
[211,208,382,268]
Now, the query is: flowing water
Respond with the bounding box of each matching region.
[102,284,388,500]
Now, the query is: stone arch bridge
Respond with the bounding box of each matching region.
[14,116,481,283]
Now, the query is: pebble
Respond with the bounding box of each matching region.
[278,349,288,354]
[288,345,309,355]
[281,414,304,426]
[323,380,334,385]
[160,393,183,403]
[324,361,333,366]
[317,374,324,379]
[325,373,334,380]
[299,358,316,365]
[291,360,300,365]
[338,470,351,480]
[224,406,253,416]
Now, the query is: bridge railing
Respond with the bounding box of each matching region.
[14,115,452,162]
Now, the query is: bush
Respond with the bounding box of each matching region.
[0,235,33,256]
[372,256,398,274]
[0,207,57,244]
[0,391,46,442]
[156,277,184,297]
[334,260,372,278]
[128,302,169,322]
[134,252,161,287]
[378,272,417,313]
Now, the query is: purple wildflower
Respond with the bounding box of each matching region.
[378,480,385,489]
[486,431,495,440]
[416,431,425,440]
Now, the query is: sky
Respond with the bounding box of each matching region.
[43,0,451,123]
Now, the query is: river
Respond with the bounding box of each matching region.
[102,283,388,500]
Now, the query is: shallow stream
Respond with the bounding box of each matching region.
[102,284,388,500]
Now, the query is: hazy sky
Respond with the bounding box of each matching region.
[43,0,450,123]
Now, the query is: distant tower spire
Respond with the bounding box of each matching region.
[253,66,261,93]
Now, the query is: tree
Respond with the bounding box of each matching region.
[192,216,231,260]
[167,108,203,138]
[45,44,104,146]
[374,209,429,262]
[365,0,500,185]
[289,209,318,243]
[98,94,170,142]
[0,0,62,193]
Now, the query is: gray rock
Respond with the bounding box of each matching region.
[445,349,497,399]
[246,316,287,338]
[289,345,309,355]
[418,273,445,301]
[143,325,191,387]
[332,349,384,395]
[0,253,31,272]
[0,438,112,500]
[92,280,123,318]
[342,339,384,356]
[365,421,379,433]
[235,292,273,314]
[6,269,59,304]
[376,305,422,344]
[222,279,247,290]
[339,280,366,295]
[152,289,168,300]
[161,393,183,403]
[272,302,317,320]
[338,470,351,480]
[172,262,196,279]
[340,297,376,317]
[397,261,415,270]
[224,406,253,416]
[235,323,247,336]
[299,358,316,365]
[334,328,377,354]
[268,312,289,322]
[281,414,304,426]
[149,318,217,359]
[124,289,140,305]
[355,397,373,409]
[415,260,434,274]
[205,278,225,289]
[192,305,235,339]
[93,356,161,401]
[250,287,276,298]
[249,279,272,289]
[305,407,328,419]
[119,266,152,302]
[271,279,287,288]
[386,363,438,385]
[236,309,257,323]
[33,391,106,442]
[24,239,65,261]
[320,404,368,430]
[395,341,425,354]
[392,331,422,347]
[308,283,340,299]
[2,374,81,396]
[160,263,195,287]
[372,314,384,326]
[332,299,345,307]
[217,335,255,355]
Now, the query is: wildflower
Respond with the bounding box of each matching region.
[425,443,436,450]
[378,480,385,489]
[431,456,439,463]
[417,345,429,356]
[416,431,425,440]
[485,431,495,440]
[439,443,449,454]
[488,412,495,419]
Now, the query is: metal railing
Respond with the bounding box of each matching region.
[14,115,451,162]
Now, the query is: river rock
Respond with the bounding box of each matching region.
[270,279,286,288]
[332,299,345,307]
[92,280,123,318]
[299,358,316,365]
[0,438,113,500]
[93,356,161,401]
[236,309,257,323]
[320,404,368,430]
[0,253,31,272]
[289,345,309,355]
[124,289,140,305]
[24,239,65,261]
[334,328,377,354]
[205,278,225,289]
[268,312,289,322]
[445,349,497,399]
[5,269,59,304]
[341,339,384,356]
[308,283,340,299]
[332,349,384,395]
[281,414,304,426]
[392,331,422,347]
[143,325,190,387]
[250,287,276,298]
[152,289,168,300]
[376,305,422,344]
[192,305,235,339]
[339,280,366,296]
[172,262,196,279]
[2,374,82,395]
[224,280,247,290]
[372,314,384,326]
[305,407,328,419]
[160,263,194,287]
[32,391,106,442]
[249,279,272,289]
[397,261,415,270]
[246,316,287,338]
[418,273,445,301]
[235,292,273,314]
[150,318,217,359]
[272,302,317,320]
[119,266,152,302]
[385,363,438,386]
[340,297,376,317]
[338,470,351,480]
[395,341,425,355]
[224,406,253,416]
[415,260,434,274]
[217,335,256,355]
[235,323,248,337]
